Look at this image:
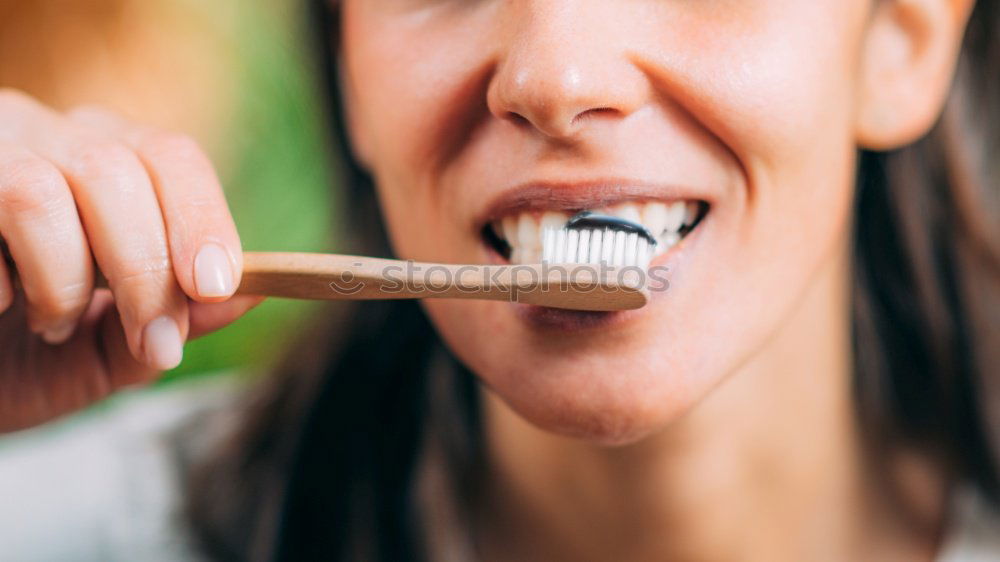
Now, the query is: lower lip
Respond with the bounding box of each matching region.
[484,210,710,331]
[513,304,640,331]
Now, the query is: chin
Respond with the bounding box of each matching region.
[424,297,720,447]
[515,386,685,447]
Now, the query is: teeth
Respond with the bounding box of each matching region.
[684,201,699,228]
[540,211,569,235]
[501,216,518,246]
[607,202,642,225]
[659,231,681,249]
[517,214,540,250]
[664,201,685,232]
[538,211,569,248]
[491,200,703,265]
[641,202,668,237]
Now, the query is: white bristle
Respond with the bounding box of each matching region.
[588,229,603,263]
[566,230,579,263]
[601,229,614,264]
[578,230,592,262]
[625,233,638,266]
[540,225,659,269]
[542,227,555,262]
[613,231,626,266]
[554,229,567,262]
[637,239,650,269]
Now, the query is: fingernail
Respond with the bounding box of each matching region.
[42,321,76,345]
[143,315,183,370]
[194,243,235,298]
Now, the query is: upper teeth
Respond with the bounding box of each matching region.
[492,200,700,265]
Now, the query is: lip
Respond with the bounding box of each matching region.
[479,197,712,331]
[474,178,718,230]
[472,178,715,331]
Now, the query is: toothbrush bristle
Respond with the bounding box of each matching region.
[541,226,655,269]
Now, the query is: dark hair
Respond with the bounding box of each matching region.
[187,1,1000,560]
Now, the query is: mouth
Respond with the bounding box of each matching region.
[480,188,709,265]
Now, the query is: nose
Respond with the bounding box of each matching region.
[486,3,651,141]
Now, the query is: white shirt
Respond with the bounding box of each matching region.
[0,378,998,562]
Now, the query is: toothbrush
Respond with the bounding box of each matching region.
[235,252,647,311]
[236,212,658,310]
[1,213,656,312]
[542,211,658,270]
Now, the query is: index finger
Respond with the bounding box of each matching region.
[69,107,242,303]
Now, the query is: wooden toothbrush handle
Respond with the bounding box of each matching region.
[238,252,649,311]
[238,252,413,300]
[1,247,648,311]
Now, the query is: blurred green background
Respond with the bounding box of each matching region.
[163,0,341,382]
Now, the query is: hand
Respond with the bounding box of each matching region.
[0,89,263,432]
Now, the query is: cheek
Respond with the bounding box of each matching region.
[663,2,866,324]
[342,11,491,260]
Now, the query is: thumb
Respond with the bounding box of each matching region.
[187,295,265,340]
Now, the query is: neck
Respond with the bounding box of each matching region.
[476,250,945,562]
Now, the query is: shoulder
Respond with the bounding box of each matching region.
[0,374,247,562]
[937,484,1000,562]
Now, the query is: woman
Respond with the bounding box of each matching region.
[0,0,997,560]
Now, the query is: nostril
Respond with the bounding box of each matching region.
[572,107,618,125]
[497,103,623,139]
[506,111,532,127]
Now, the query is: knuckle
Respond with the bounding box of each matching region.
[111,254,175,289]
[140,132,202,160]
[66,141,145,184]
[0,156,68,217]
[138,132,213,174]
[30,281,90,320]
[176,189,229,223]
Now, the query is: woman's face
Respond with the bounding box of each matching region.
[338,0,875,443]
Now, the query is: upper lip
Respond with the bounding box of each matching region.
[475,179,716,231]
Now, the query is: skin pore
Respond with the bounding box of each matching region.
[337,0,973,560]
